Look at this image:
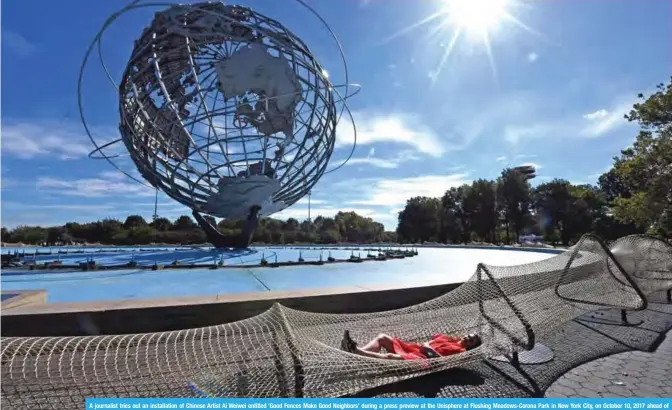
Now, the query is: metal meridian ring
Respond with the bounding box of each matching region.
[88,138,130,160]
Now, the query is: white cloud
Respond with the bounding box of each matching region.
[2,30,37,56]
[336,113,444,157]
[344,157,406,169]
[504,96,636,145]
[1,202,114,212]
[583,109,609,121]
[343,150,421,169]
[432,90,542,149]
[98,170,126,180]
[1,178,19,190]
[496,156,507,162]
[1,213,65,229]
[349,174,471,207]
[294,197,327,205]
[36,171,153,198]
[587,165,613,180]
[527,52,538,63]
[579,101,633,138]
[519,162,543,170]
[504,122,556,145]
[1,120,117,160]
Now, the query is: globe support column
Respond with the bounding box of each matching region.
[193,206,261,249]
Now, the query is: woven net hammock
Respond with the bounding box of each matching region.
[1,234,658,406]
[611,234,672,298]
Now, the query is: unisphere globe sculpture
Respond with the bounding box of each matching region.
[79,0,359,247]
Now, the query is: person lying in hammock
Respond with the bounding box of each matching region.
[340,330,482,360]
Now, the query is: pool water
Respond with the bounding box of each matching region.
[0,246,557,304]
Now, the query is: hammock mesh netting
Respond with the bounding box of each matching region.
[2,234,670,407]
[611,234,672,298]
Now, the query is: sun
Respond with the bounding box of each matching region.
[442,0,511,39]
[382,0,537,82]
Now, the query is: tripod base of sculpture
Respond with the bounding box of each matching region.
[193,206,260,249]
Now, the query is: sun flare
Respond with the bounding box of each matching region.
[383,0,538,82]
[442,0,511,38]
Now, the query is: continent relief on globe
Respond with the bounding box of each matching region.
[202,43,302,219]
[215,43,302,138]
[203,174,285,219]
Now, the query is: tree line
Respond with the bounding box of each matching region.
[397,77,672,246]
[1,211,396,246]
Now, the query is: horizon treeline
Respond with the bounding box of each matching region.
[2,77,671,247]
[1,211,395,246]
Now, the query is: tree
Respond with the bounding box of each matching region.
[598,169,631,203]
[533,179,574,245]
[151,217,172,231]
[333,211,384,243]
[100,219,125,243]
[397,197,442,243]
[440,186,470,244]
[565,185,606,243]
[7,226,47,245]
[497,168,532,243]
[607,80,672,236]
[46,226,65,246]
[123,215,147,230]
[284,218,299,231]
[127,225,155,245]
[173,215,196,231]
[463,179,498,243]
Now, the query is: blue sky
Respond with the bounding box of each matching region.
[2,0,671,231]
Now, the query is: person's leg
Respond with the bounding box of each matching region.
[341,331,402,360]
[354,349,403,360]
[360,334,395,353]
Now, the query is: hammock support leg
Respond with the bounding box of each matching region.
[511,352,519,368]
[577,308,643,327]
[491,343,554,365]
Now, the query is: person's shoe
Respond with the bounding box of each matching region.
[340,330,357,353]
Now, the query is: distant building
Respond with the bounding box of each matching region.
[513,165,536,180]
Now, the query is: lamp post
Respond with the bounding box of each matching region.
[152,188,159,221]
[308,190,312,222]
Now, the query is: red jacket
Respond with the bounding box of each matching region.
[392,334,466,360]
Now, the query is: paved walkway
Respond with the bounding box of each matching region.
[547,327,672,398]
